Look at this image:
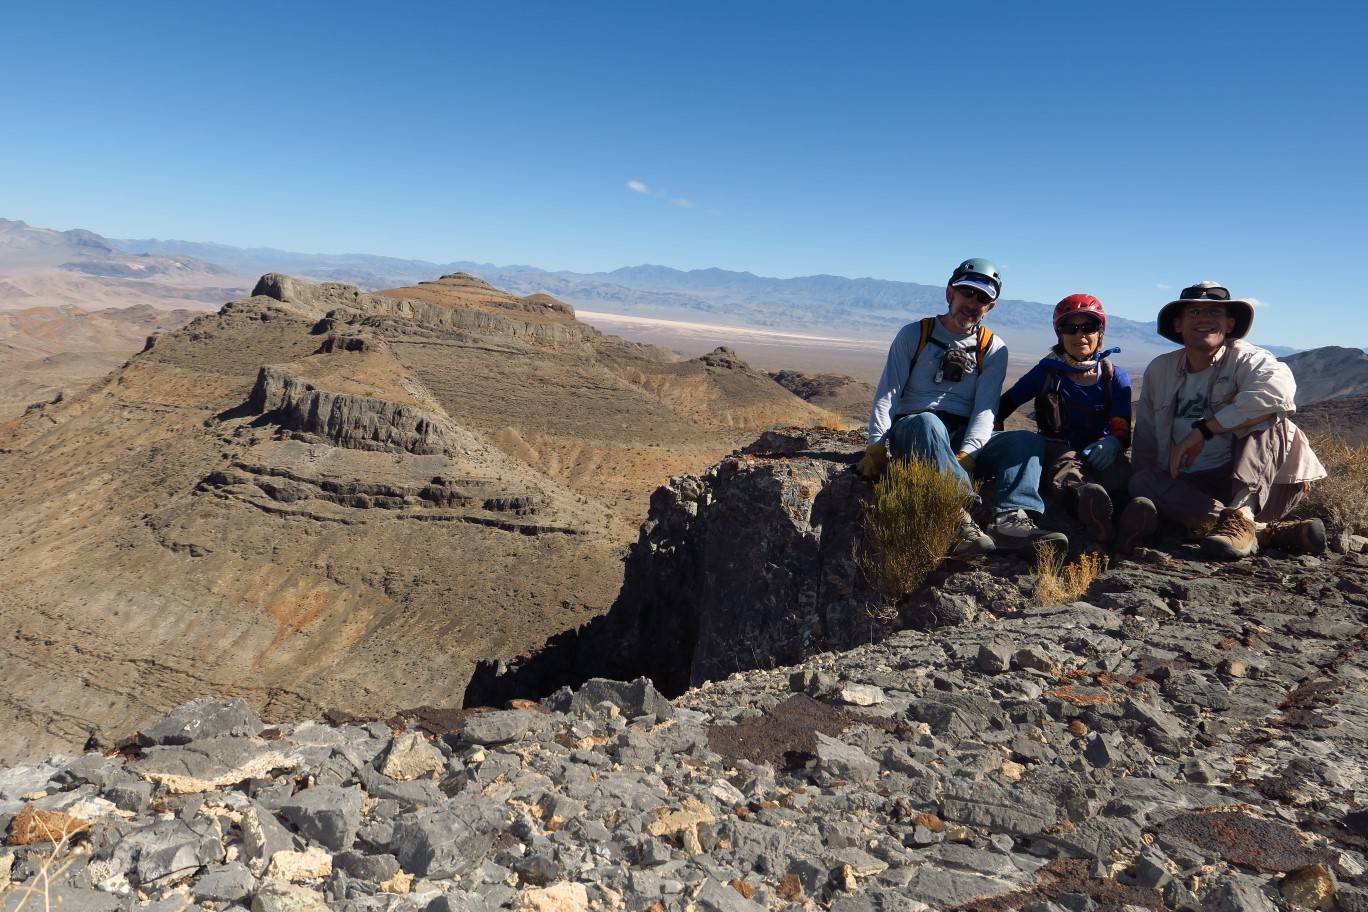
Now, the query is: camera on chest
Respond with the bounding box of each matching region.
[937,347,971,383]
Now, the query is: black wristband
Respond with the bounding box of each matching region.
[1192,418,1214,440]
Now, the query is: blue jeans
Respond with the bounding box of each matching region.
[886,412,1046,515]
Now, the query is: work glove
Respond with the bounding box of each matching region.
[956,452,976,474]
[1083,436,1121,472]
[855,443,888,479]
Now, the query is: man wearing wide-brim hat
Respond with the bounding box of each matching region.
[1124,281,1327,558]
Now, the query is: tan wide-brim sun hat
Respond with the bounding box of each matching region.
[1157,280,1254,344]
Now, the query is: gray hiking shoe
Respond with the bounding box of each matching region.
[1200,507,1259,560]
[951,510,996,558]
[1115,497,1158,555]
[1257,517,1327,554]
[991,509,1068,552]
[1075,483,1114,545]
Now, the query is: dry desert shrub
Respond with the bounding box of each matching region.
[819,410,846,432]
[857,456,971,607]
[1294,432,1368,536]
[1033,544,1109,606]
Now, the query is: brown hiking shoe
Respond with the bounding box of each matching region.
[1075,483,1114,544]
[950,509,996,558]
[1200,507,1258,560]
[1257,517,1327,554]
[1115,497,1158,555]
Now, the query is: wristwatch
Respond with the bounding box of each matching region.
[1192,418,1214,441]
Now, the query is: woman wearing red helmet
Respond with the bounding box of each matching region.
[996,294,1138,548]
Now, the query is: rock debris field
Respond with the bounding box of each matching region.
[3,546,1368,912]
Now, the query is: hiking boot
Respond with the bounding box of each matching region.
[1200,507,1259,560]
[1075,483,1114,544]
[1257,517,1327,554]
[1115,497,1158,555]
[991,509,1068,552]
[950,510,996,558]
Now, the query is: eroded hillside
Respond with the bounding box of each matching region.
[0,272,828,764]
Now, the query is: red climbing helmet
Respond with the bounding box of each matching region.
[1053,294,1107,333]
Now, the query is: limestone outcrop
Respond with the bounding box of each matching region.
[249,366,454,456]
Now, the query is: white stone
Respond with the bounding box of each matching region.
[265,847,333,882]
[380,730,445,781]
[838,684,886,706]
[514,882,590,912]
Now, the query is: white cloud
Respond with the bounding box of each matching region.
[625,179,716,214]
[1156,283,1172,290]
[1246,297,1268,308]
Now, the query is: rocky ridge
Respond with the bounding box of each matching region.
[0,272,827,765]
[4,523,1367,911]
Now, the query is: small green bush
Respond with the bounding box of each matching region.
[857,456,972,606]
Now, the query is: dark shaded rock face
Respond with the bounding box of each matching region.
[465,428,1035,706]
[466,429,891,702]
[592,428,881,695]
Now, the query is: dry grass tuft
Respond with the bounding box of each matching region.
[819,410,846,432]
[1294,432,1368,536]
[1033,545,1109,606]
[857,456,971,608]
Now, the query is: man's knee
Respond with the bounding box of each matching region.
[888,412,949,460]
[980,429,1044,470]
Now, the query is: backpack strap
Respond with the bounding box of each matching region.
[976,327,994,373]
[1101,359,1114,414]
[904,316,938,388]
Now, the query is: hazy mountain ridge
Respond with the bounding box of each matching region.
[16,220,1304,365]
[1282,345,1368,406]
[111,235,542,291]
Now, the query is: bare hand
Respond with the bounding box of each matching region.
[1169,429,1206,478]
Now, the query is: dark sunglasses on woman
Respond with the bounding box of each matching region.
[1059,321,1102,336]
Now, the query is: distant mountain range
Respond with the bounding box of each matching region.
[0,217,1329,373]
[109,234,1205,375]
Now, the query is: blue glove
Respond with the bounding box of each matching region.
[1083,436,1121,472]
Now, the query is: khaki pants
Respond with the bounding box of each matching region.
[1043,439,1133,502]
[1130,421,1306,529]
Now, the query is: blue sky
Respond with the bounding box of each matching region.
[2,1,1364,350]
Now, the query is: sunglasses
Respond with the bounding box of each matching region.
[954,285,994,305]
[1059,321,1102,336]
[1182,304,1229,319]
[1181,285,1230,301]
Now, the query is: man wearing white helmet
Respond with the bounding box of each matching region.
[1127,281,1327,558]
[858,257,1066,558]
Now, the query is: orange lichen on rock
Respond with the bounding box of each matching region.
[7,805,89,845]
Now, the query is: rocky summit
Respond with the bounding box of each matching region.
[3,446,1367,910]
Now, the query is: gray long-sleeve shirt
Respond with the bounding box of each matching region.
[867,317,1008,457]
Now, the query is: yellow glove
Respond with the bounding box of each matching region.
[956,452,976,473]
[855,443,888,479]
